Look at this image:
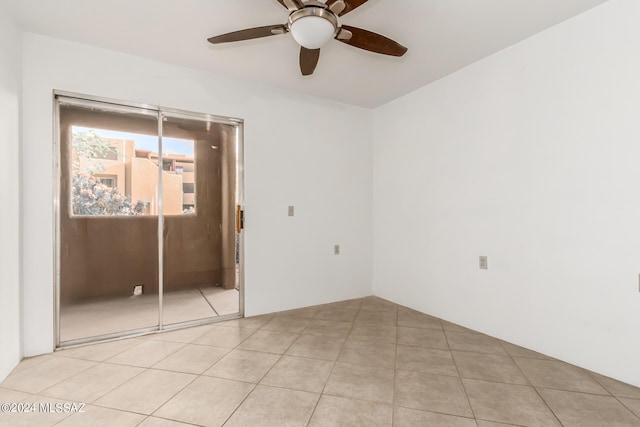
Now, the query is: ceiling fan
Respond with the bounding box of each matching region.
[207,0,408,76]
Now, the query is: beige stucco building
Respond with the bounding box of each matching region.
[77,137,195,215]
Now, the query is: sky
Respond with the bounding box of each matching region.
[74,126,194,157]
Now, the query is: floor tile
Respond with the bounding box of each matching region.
[539,388,639,427]
[54,339,144,362]
[441,321,477,333]
[620,398,640,418]
[396,345,458,377]
[0,387,31,402]
[94,369,195,415]
[395,370,472,417]
[393,407,476,427]
[7,298,639,427]
[286,334,346,360]
[105,340,185,368]
[309,395,392,427]
[137,417,197,427]
[397,308,443,330]
[360,297,398,313]
[337,339,396,369]
[152,344,229,374]
[192,325,255,348]
[397,326,448,350]
[348,323,397,344]
[324,363,395,404]
[203,349,279,383]
[41,363,143,403]
[499,341,553,360]
[463,378,560,426]
[55,405,145,427]
[154,376,253,427]
[278,306,321,319]
[475,421,520,427]
[260,356,333,393]
[0,396,74,427]
[261,316,310,334]
[0,356,97,394]
[143,325,215,344]
[322,298,364,311]
[354,310,397,325]
[224,385,319,427]
[445,332,506,355]
[590,372,640,399]
[236,330,298,354]
[302,319,352,338]
[7,354,54,374]
[314,308,359,322]
[513,358,608,394]
[452,352,529,385]
[216,315,272,330]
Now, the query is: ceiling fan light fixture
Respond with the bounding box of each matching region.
[289,8,338,49]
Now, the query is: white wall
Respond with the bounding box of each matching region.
[22,34,373,356]
[0,5,23,381]
[373,0,640,387]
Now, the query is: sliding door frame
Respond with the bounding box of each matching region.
[53,90,245,348]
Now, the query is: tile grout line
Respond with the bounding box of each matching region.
[617,398,640,421]
[582,369,640,421]
[5,357,100,397]
[305,299,363,427]
[88,318,266,425]
[218,313,309,426]
[151,318,265,426]
[497,340,565,426]
[443,320,478,424]
[197,286,220,316]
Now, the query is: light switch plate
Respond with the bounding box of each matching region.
[334,245,340,255]
[288,206,294,217]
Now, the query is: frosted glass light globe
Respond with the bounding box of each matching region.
[290,16,335,49]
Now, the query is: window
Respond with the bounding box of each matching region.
[97,176,117,188]
[69,125,195,216]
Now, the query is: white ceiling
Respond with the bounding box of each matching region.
[8,0,609,108]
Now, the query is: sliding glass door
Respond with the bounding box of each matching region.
[161,113,241,326]
[55,93,243,346]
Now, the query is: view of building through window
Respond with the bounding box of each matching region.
[70,126,195,216]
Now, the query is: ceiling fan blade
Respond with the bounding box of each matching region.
[325,0,368,16]
[277,0,304,12]
[337,25,407,57]
[300,47,321,76]
[208,25,287,44]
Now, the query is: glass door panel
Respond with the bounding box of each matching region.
[161,113,240,325]
[58,99,161,344]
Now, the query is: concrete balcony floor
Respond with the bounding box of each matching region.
[60,286,239,342]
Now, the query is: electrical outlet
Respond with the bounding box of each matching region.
[288,205,294,217]
[133,285,144,296]
[334,245,340,255]
[479,256,488,270]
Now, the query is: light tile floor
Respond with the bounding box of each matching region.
[60,287,239,342]
[2,296,639,426]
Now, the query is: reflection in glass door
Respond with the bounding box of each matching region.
[56,94,243,346]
